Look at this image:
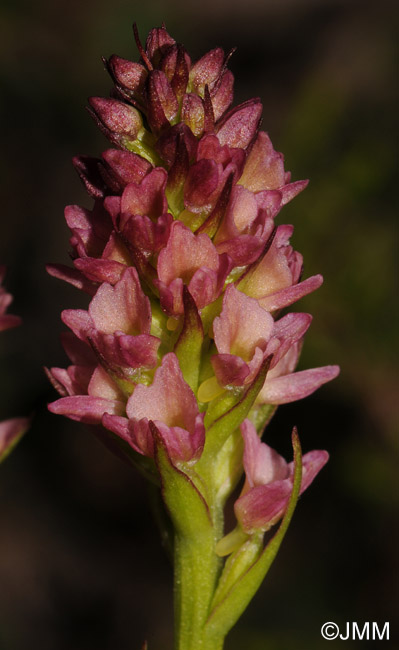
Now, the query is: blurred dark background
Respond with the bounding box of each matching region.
[0,0,397,648]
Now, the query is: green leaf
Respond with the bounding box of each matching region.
[204,429,302,644]
[248,403,277,434]
[153,422,212,537]
[198,356,271,469]
[204,386,243,429]
[212,427,244,504]
[174,287,204,393]
[200,295,223,337]
[211,532,263,604]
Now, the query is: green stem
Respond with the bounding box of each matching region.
[154,434,226,649]
[174,535,219,649]
[174,496,224,650]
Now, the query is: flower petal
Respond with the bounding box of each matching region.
[235,427,329,533]
[48,396,125,424]
[102,148,151,189]
[257,275,324,312]
[239,131,286,191]
[241,418,288,488]
[235,479,293,533]
[127,353,198,432]
[213,285,274,359]
[216,99,262,149]
[120,168,168,223]
[89,267,151,335]
[157,221,222,287]
[257,365,340,404]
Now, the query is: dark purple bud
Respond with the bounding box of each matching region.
[122,213,173,254]
[107,55,148,95]
[146,71,179,133]
[166,128,190,196]
[88,97,143,144]
[210,70,234,121]
[145,26,176,66]
[181,93,205,137]
[161,44,190,101]
[216,99,262,149]
[101,149,152,191]
[72,155,107,199]
[184,159,219,212]
[156,123,198,167]
[190,48,225,95]
[196,171,234,239]
[203,85,215,134]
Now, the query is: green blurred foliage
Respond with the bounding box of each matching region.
[0,0,397,648]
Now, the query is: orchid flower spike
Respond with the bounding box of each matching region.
[47,22,339,650]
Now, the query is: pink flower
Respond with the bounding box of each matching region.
[117,168,173,255]
[48,338,126,425]
[211,285,312,388]
[238,130,308,204]
[120,168,168,224]
[156,221,232,315]
[64,266,160,370]
[104,353,205,463]
[234,419,329,533]
[213,185,278,266]
[238,225,323,312]
[211,284,275,386]
[181,135,245,220]
[48,268,161,425]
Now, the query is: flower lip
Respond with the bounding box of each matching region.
[257,364,340,405]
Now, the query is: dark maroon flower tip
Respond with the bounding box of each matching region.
[72,155,107,199]
[88,97,143,142]
[216,98,263,149]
